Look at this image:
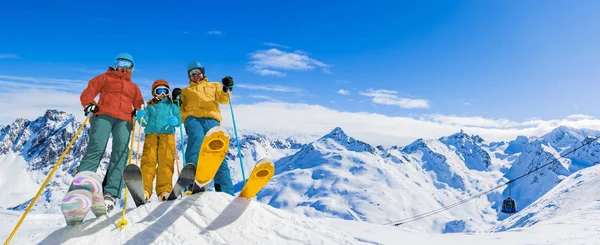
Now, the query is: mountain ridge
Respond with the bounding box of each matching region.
[2,109,600,234]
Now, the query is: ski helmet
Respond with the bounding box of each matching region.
[152,79,170,97]
[115,53,135,71]
[187,60,205,76]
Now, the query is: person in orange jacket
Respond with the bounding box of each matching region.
[134,79,181,202]
[78,53,145,212]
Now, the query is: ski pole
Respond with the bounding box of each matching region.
[175,99,189,195]
[176,100,186,165]
[5,115,90,245]
[134,105,145,167]
[116,116,137,230]
[227,92,246,183]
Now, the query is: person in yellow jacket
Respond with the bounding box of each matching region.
[172,61,234,195]
[135,79,181,202]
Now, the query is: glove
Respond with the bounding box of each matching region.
[167,116,178,126]
[172,88,182,106]
[84,103,99,116]
[222,76,234,92]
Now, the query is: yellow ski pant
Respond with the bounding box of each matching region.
[141,133,176,196]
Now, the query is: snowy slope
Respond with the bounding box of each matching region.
[398,133,504,232]
[0,152,39,208]
[2,192,368,245]
[3,190,600,245]
[438,130,491,171]
[225,131,303,190]
[256,127,502,233]
[0,110,92,213]
[493,164,600,231]
[498,126,600,216]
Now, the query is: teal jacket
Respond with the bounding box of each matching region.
[139,98,181,135]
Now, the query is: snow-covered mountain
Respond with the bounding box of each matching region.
[0,110,92,213]
[498,126,600,217]
[257,127,502,233]
[493,164,600,231]
[2,110,600,235]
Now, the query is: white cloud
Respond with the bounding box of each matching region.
[217,102,600,147]
[565,114,594,120]
[263,42,290,49]
[422,114,520,128]
[359,89,430,109]
[0,89,83,125]
[248,48,330,76]
[0,75,85,84]
[250,95,280,102]
[0,75,94,124]
[0,75,87,93]
[237,84,303,93]
[207,30,224,35]
[0,54,20,59]
[338,89,350,95]
[251,68,286,77]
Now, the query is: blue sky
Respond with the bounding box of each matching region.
[1,0,600,145]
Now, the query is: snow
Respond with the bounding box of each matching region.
[2,192,365,245]
[3,111,600,244]
[498,129,600,217]
[256,128,503,234]
[331,207,600,244]
[494,164,600,231]
[2,173,600,244]
[0,152,40,208]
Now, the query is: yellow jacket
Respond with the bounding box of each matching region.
[180,78,230,123]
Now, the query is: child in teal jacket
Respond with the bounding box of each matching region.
[136,79,181,202]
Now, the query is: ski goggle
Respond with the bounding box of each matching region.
[116,59,134,70]
[188,68,203,77]
[154,86,169,95]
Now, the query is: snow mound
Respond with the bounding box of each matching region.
[20,192,370,244]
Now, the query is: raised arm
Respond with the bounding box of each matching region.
[216,76,234,104]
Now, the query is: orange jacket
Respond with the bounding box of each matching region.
[80,68,145,123]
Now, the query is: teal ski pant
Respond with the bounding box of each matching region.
[184,116,233,195]
[76,114,132,198]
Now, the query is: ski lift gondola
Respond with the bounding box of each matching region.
[501,182,517,213]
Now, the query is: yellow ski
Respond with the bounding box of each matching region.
[239,158,275,199]
[195,126,230,186]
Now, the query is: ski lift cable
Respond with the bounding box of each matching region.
[385,136,599,226]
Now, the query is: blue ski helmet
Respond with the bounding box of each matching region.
[187,60,203,71]
[115,53,135,71]
[187,60,205,76]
